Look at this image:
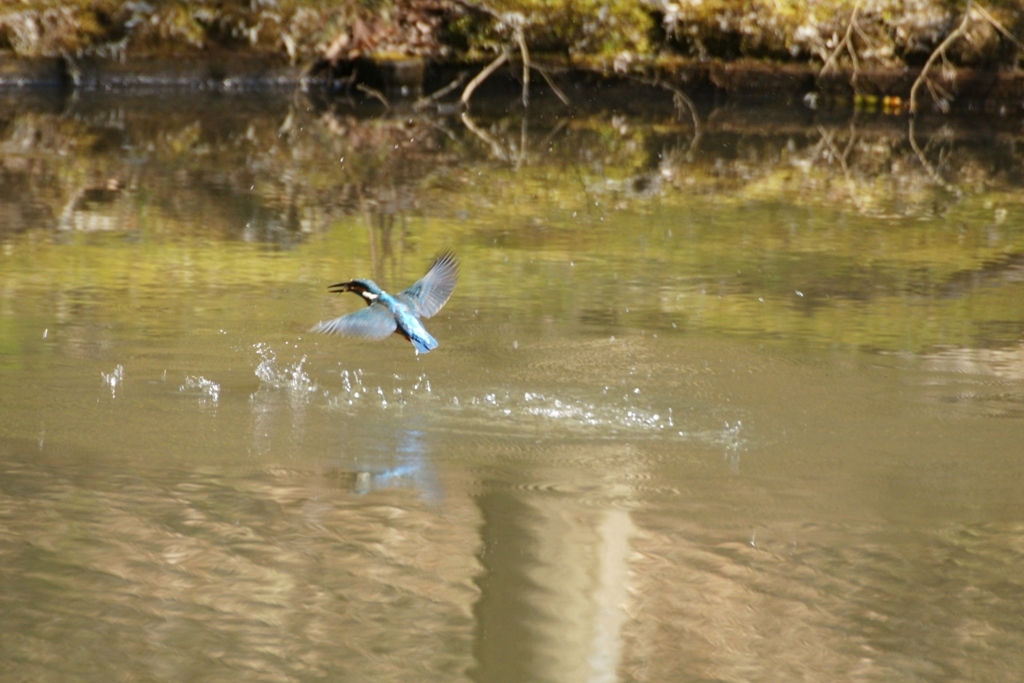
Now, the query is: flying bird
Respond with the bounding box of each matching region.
[310,251,459,354]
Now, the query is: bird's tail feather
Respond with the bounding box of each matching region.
[410,332,438,354]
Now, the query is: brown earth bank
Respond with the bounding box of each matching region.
[1,1,1024,113]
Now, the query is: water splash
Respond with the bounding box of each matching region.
[101,364,124,398]
[253,343,317,395]
[250,343,317,457]
[180,375,220,406]
[456,389,677,435]
[327,370,432,410]
[722,420,744,472]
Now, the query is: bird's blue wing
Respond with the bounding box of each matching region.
[396,251,459,319]
[310,302,397,339]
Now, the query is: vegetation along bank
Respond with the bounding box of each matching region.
[2,1,1024,111]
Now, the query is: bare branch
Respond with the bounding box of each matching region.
[910,0,974,114]
[820,0,864,84]
[514,25,530,108]
[971,2,1024,51]
[461,50,510,107]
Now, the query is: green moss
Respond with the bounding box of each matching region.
[490,0,653,57]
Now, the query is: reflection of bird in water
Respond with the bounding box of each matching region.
[311,251,459,354]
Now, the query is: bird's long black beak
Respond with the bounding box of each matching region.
[327,281,354,293]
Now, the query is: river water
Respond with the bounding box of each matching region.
[2,91,1023,682]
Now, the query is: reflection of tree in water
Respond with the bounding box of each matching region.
[4,93,1024,242]
[363,200,411,286]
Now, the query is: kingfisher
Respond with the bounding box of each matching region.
[310,251,459,354]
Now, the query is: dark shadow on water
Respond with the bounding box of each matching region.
[470,491,540,683]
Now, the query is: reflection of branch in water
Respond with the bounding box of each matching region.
[516,114,528,171]
[459,111,538,168]
[816,124,868,213]
[532,65,570,106]
[413,71,469,112]
[638,77,700,134]
[537,118,570,152]
[628,75,701,154]
[363,203,406,284]
[419,116,460,145]
[58,177,124,231]
[355,83,390,110]
[908,118,962,197]
[671,91,701,146]
[460,111,510,162]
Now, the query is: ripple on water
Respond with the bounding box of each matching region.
[0,452,478,680]
[626,519,1024,682]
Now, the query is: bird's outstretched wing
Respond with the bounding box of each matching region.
[310,302,397,339]
[397,251,459,319]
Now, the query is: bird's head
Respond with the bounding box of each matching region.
[327,278,383,303]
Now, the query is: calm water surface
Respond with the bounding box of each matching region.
[2,92,1024,682]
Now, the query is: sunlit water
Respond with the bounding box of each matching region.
[2,92,1024,682]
